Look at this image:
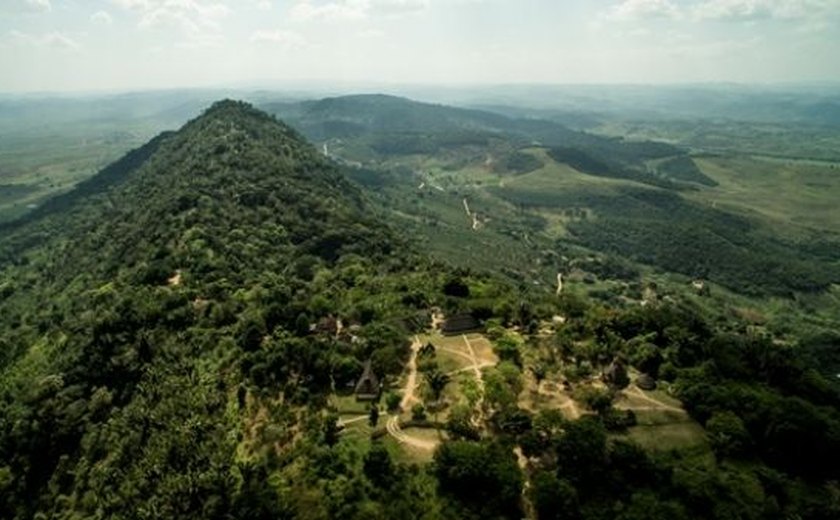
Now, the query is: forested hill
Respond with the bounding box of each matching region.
[0,100,486,518]
[2,100,839,520]
[264,94,684,178]
[0,100,390,285]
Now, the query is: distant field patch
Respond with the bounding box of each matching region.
[690,155,840,232]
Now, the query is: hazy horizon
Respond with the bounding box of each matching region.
[2,0,839,93]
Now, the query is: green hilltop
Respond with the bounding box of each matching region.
[0,100,839,520]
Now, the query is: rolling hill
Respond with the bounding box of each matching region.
[0,100,478,518]
[261,95,840,299]
[1,99,839,520]
[264,94,689,185]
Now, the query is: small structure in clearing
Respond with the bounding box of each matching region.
[354,360,380,401]
[419,342,436,357]
[441,313,481,336]
[637,373,657,391]
[603,358,630,389]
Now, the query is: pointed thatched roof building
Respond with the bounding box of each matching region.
[354,360,380,401]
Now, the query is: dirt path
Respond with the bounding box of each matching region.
[386,414,439,450]
[446,361,495,376]
[337,415,368,427]
[463,335,485,384]
[514,446,528,470]
[437,346,475,363]
[514,446,536,519]
[461,198,482,231]
[386,334,497,451]
[386,335,440,451]
[619,385,686,414]
[430,311,445,330]
[401,336,423,410]
[437,345,495,366]
[463,334,491,426]
[536,383,582,419]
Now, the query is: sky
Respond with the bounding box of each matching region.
[0,0,839,92]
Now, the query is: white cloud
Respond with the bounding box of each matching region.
[25,0,51,12]
[666,34,762,59]
[608,0,840,23]
[109,0,231,47]
[289,0,428,22]
[289,0,366,22]
[110,0,231,27]
[109,0,151,9]
[369,0,429,15]
[691,0,839,21]
[250,29,307,49]
[91,11,114,25]
[9,30,80,50]
[358,28,385,38]
[1,0,53,13]
[609,0,679,21]
[256,0,272,10]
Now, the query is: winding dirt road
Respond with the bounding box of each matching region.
[401,336,422,410]
[386,336,440,450]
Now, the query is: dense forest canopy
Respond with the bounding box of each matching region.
[0,100,838,519]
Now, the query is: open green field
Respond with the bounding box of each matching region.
[0,124,158,222]
[329,393,373,416]
[500,148,639,192]
[690,155,840,233]
[592,119,840,162]
[418,333,477,375]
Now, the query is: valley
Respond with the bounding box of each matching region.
[3,0,840,517]
[0,94,838,519]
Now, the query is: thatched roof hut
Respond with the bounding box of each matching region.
[354,360,380,401]
[441,313,481,336]
[636,373,657,391]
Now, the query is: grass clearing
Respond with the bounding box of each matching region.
[420,333,476,374]
[329,394,373,415]
[465,334,497,363]
[632,408,692,426]
[495,148,644,208]
[382,434,437,464]
[624,422,708,452]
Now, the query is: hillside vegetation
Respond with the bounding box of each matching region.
[0,100,838,519]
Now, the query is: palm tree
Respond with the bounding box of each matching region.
[425,369,450,403]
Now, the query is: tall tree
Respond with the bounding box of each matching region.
[425,369,450,403]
